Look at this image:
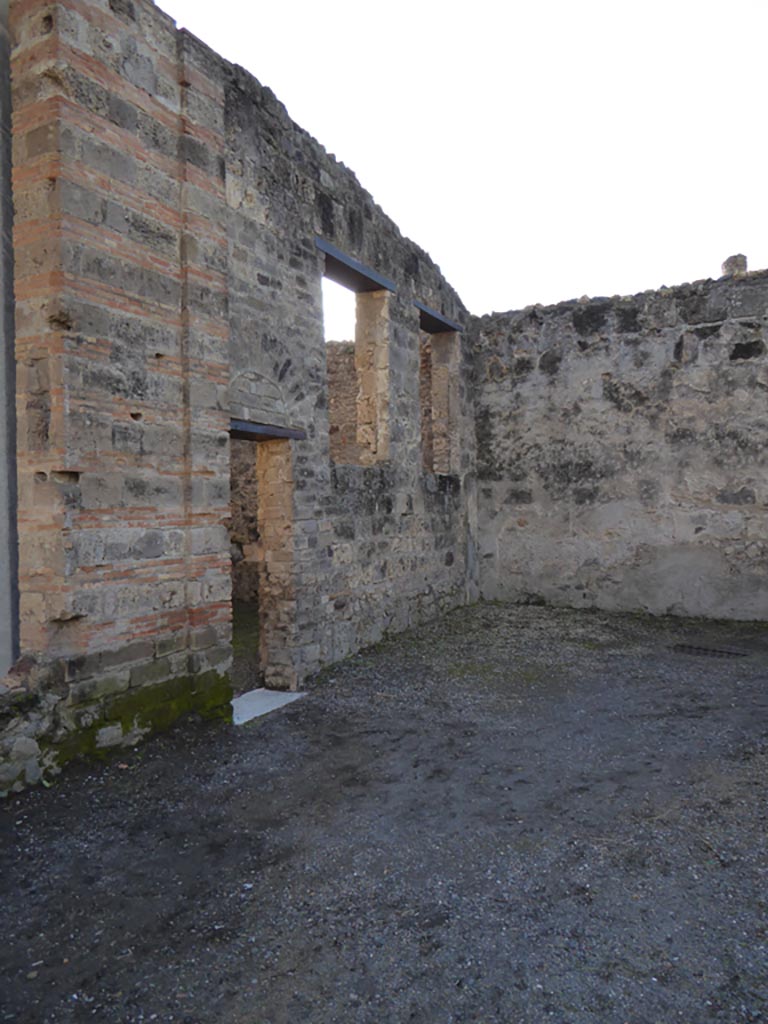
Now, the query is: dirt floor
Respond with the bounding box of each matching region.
[1,603,767,1024]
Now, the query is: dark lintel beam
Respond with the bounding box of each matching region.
[230,419,307,442]
[415,301,463,335]
[316,238,395,294]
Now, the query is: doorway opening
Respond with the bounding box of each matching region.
[419,329,460,474]
[230,437,260,695]
[229,422,299,693]
[416,303,462,475]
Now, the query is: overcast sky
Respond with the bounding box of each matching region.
[158,0,768,332]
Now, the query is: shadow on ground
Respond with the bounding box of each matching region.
[1,603,767,1023]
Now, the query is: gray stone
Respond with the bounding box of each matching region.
[95,724,123,748]
[11,736,40,761]
[722,254,747,276]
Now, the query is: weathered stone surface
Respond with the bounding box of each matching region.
[10,736,39,761]
[471,274,768,619]
[722,253,748,277]
[95,724,123,749]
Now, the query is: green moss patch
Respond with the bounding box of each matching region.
[48,670,233,773]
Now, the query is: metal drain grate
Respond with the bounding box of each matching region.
[670,643,748,659]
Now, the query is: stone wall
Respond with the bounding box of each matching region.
[1,0,235,793]
[472,273,768,619]
[4,0,765,796]
[1,0,476,791]
[224,60,475,688]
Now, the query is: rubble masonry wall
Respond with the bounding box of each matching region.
[472,275,768,618]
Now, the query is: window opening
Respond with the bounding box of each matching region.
[417,303,462,475]
[318,239,393,466]
[322,276,355,344]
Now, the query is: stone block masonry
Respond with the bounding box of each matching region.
[1,0,474,791]
[2,0,237,791]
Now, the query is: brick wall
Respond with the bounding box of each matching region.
[2,0,234,790]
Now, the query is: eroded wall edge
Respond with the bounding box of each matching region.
[0,0,19,675]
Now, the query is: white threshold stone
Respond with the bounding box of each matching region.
[231,688,306,725]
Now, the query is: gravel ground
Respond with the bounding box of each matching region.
[1,602,767,1024]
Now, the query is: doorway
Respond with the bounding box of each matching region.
[229,437,261,695]
[229,422,299,693]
